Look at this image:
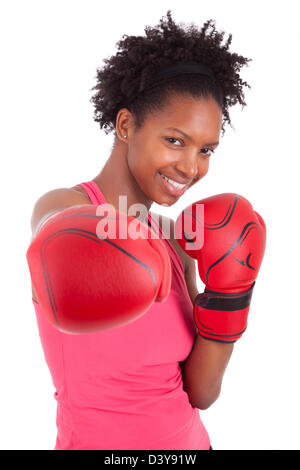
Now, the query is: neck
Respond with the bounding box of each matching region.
[92,140,153,222]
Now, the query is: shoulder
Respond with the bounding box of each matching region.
[30,185,91,237]
[69,184,92,203]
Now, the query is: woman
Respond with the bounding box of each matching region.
[28,11,254,450]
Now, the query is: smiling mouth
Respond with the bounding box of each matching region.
[158,171,191,190]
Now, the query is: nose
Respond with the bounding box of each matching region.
[174,152,201,180]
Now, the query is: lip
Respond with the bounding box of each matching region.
[158,171,192,185]
[158,171,190,197]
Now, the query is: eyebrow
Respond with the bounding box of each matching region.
[164,127,219,146]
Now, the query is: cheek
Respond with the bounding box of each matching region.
[199,158,210,177]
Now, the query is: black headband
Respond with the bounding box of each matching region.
[144,61,216,91]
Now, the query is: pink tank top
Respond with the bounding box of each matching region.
[32,181,210,450]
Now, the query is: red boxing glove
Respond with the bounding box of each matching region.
[26,204,171,334]
[175,194,266,343]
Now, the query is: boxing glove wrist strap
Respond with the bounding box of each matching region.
[193,282,255,343]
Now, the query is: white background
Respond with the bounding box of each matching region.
[1,0,299,450]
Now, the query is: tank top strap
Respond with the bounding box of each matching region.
[148,212,184,274]
[77,181,107,205]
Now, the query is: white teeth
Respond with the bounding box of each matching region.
[160,173,187,190]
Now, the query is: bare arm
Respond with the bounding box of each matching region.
[181,253,234,410]
[181,332,233,410]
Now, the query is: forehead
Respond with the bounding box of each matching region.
[146,94,222,136]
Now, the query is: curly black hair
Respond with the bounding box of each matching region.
[90,10,251,137]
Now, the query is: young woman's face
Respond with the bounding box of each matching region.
[126,94,223,206]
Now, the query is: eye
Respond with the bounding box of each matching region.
[165,137,182,146]
[165,138,216,156]
[201,148,215,157]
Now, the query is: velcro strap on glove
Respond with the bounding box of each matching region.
[194,282,255,343]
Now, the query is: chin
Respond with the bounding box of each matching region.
[158,196,179,207]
